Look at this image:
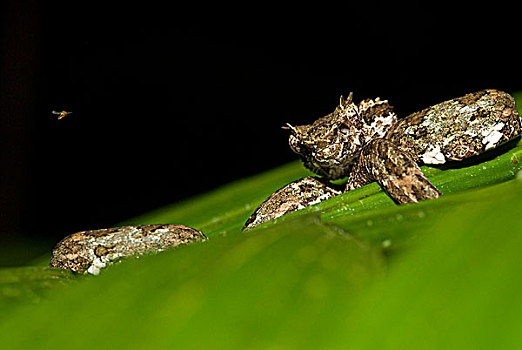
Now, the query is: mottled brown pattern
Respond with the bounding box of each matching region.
[387,90,520,162]
[347,139,441,202]
[243,177,341,230]
[245,90,521,229]
[285,94,397,179]
[49,224,206,274]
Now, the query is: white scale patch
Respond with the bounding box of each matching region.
[421,144,446,164]
[481,123,505,150]
[362,112,397,142]
[87,257,107,275]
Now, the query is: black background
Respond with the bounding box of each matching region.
[1,1,521,249]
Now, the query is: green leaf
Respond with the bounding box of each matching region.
[0,217,384,349]
[2,92,522,349]
[340,178,522,349]
[124,160,313,236]
[0,267,76,316]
